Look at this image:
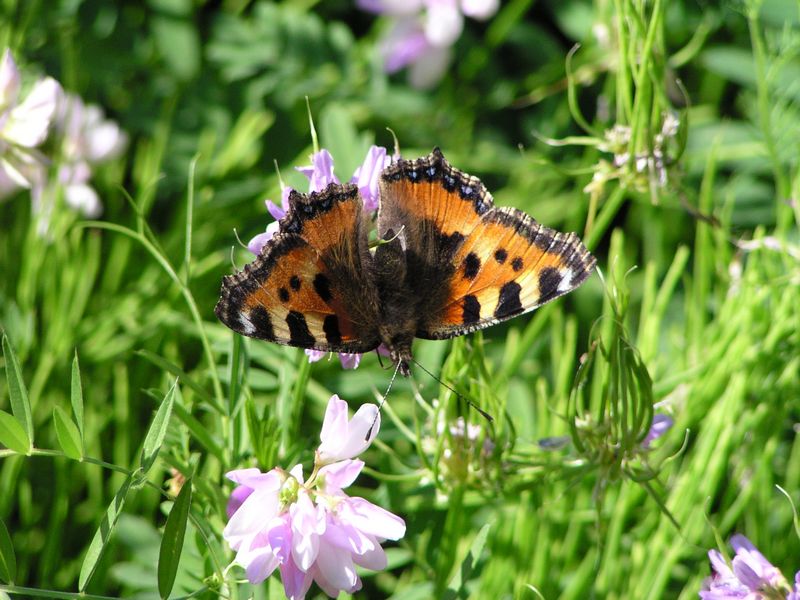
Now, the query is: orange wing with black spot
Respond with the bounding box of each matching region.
[215,183,382,353]
[378,148,595,340]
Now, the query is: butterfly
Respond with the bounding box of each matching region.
[215,148,596,376]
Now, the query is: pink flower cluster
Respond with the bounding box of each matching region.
[247,145,393,370]
[224,395,405,599]
[0,49,126,233]
[701,534,799,599]
[358,0,500,88]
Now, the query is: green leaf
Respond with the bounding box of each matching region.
[444,523,491,599]
[2,334,33,446]
[78,474,133,591]
[53,406,83,460]
[141,380,178,473]
[158,479,192,599]
[71,351,85,440]
[0,410,30,455]
[0,517,16,584]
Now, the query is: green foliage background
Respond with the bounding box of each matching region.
[1,0,799,598]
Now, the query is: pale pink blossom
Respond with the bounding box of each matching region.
[0,49,60,197]
[361,0,499,88]
[223,396,404,599]
[317,395,380,465]
[700,534,792,599]
[50,92,127,217]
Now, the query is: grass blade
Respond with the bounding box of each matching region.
[0,410,30,455]
[78,474,133,591]
[443,523,491,599]
[0,517,16,584]
[2,334,33,446]
[141,380,178,474]
[53,406,83,460]
[158,479,192,599]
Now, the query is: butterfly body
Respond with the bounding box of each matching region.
[215,149,596,375]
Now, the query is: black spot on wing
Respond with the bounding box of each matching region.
[463,295,481,324]
[248,306,275,340]
[538,267,562,303]
[463,253,481,280]
[323,315,342,345]
[278,287,290,302]
[313,273,333,304]
[495,281,523,319]
[494,248,507,264]
[289,275,301,291]
[511,257,523,272]
[286,311,315,347]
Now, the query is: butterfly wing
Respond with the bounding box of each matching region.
[215,183,381,353]
[378,148,595,340]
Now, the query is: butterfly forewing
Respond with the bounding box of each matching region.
[215,183,382,353]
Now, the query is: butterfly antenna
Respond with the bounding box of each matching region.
[366,360,402,441]
[228,245,240,271]
[410,358,494,423]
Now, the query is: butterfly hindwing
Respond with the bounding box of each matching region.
[423,207,595,338]
[378,148,596,340]
[215,183,381,353]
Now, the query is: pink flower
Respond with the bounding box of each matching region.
[360,0,499,88]
[49,92,127,218]
[700,534,792,599]
[0,49,60,197]
[317,395,380,465]
[223,396,404,599]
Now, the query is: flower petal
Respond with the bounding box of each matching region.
[460,0,499,20]
[0,49,21,109]
[338,497,406,540]
[280,553,313,600]
[337,352,362,370]
[247,221,280,255]
[320,395,349,448]
[223,485,280,550]
[226,485,254,518]
[408,44,451,89]
[226,468,282,491]
[64,183,102,218]
[351,538,387,570]
[424,1,464,47]
[290,491,324,570]
[4,77,61,148]
[351,145,389,213]
[297,149,339,193]
[317,401,380,464]
[381,19,431,74]
[319,459,364,492]
[315,536,359,593]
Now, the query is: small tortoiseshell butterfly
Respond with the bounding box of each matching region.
[215,148,596,376]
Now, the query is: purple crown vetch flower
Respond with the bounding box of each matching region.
[358,0,500,88]
[223,395,405,599]
[700,534,796,599]
[247,145,393,370]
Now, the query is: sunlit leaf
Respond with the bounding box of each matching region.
[2,334,33,446]
[79,475,133,591]
[53,406,83,460]
[158,479,192,599]
[141,380,178,473]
